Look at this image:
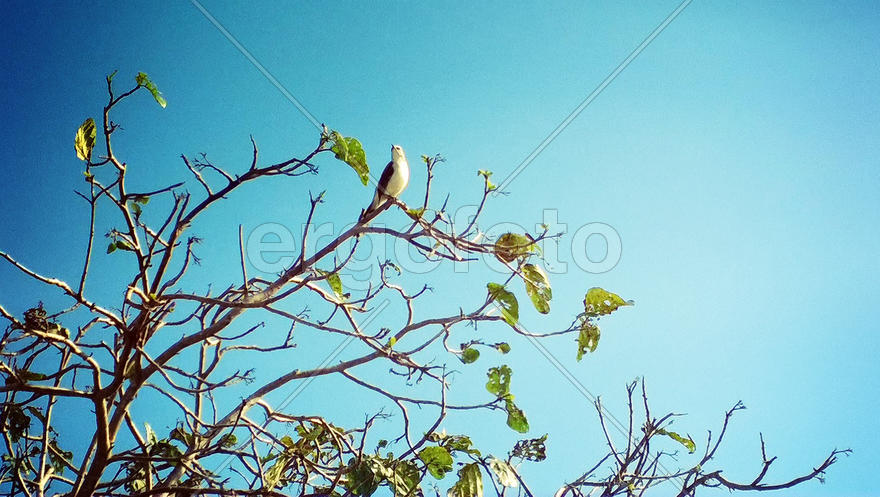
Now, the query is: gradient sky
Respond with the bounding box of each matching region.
[1,2,879,496]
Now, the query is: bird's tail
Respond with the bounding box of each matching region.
[367,190,381,213]
[359,191,382,224]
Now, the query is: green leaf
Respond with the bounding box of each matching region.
[575,288,630,360]
[220,433,238,448]
[583,287,633,317]
[522,263,551,314]
[388,460,420,496]
[461,347,480,364]
[46,322,69,338]
[144,422,158,446]
[75,118,96,162]
[48,438,73,475]
[134,195,150,205]
[114,240,135,252]
[4,405,30,442]
[25,406,46,424]
[510,434,547,462]
[343,458,381,496]
[478,169,496,191]
[263,453,291,490]
[576,320,600,361]
[107,70,118,84]
[447,436,477,455]
[136,72,167,108]
[488,371,529,434]
[317,269,347,301]
[126,474,146,494]
[279,435,296,449]
[406,207,426,220]
[387,336,397,348]
[15,369,47,382]
[107,242,117,254]
[488,457,518,488]
[657,428,696,453]
[170,426,193,446]
[428,432,479,456]
[486,365,512,398]
[495,342,511,354]
[301,425,324,442]
[154,439,182,460]
[493,233,535,263]
[487,283,518,327]
[505,398,529,433]
[448,463,483,497]
[129,202,142,217]
[418,446,453,479]
[329,131,370,185]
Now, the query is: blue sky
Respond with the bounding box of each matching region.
[1,1,879,496]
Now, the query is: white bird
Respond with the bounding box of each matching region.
[360,144,410,222]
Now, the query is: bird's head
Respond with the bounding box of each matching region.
[391,144,406,162]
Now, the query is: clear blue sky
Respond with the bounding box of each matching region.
[1,2,878,496]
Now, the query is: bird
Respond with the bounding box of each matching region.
[360,144,410,223]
